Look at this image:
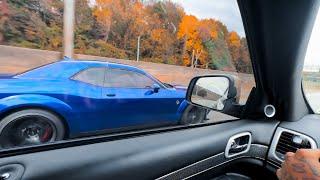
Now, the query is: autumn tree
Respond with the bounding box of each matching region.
[226,31,252,73]
[0,0,9,43]
[141,1,183,64]
[2,0,63,50]
[226,31,242,71]
[227,31,241,59]
[1,0,253,74]
[74,0,97,54]
[177,15,208,67]
[93,0,114,41]
[202,20,235,70]
[238,38,252,73]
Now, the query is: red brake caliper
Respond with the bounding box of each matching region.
[40,127,53,142]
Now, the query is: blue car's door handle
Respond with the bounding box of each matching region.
[106,94,116,97]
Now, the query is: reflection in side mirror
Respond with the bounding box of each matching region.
[187,75,238,111]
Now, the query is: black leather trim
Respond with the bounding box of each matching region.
[267,160,281,169]
[157,144,268,180]
[0,119,239,158]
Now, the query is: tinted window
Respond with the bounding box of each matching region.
[303,10,320,113]
[0,0,254,150]
[73,67,105,86]
[105,68,156,88]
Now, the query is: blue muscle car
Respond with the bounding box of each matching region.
[0,58,206,148]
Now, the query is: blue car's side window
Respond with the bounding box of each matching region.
[72,67,106,87]
[105,68,156,88]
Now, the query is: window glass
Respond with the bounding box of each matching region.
[303,9,320,114]
[73,67,105,86]
[0,0,255,150]
[105,68,155,88]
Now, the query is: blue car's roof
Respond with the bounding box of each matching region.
[16,59,147,79]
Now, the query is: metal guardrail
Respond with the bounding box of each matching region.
[303,71,320,82]
[303,65,320,73]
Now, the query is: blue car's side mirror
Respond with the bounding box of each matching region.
[152,84,161,93]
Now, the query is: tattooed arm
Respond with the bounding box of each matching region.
[276,149,320,180]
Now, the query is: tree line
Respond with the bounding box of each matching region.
[0,0,252,73]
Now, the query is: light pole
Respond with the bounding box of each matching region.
[63,0,75,58]
[136,36,141,62]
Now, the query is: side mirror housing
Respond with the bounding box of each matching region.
[152,84,161,93]
[186,75,239,111]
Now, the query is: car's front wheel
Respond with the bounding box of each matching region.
[180,105,207,125]
[0,109,65,148]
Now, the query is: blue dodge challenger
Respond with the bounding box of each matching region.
[0,58,206,148]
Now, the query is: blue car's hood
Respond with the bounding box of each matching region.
[172,85,187,91]
[169,85,187,98]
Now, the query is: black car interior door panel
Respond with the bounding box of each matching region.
[0,119,278,180]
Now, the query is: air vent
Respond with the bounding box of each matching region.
[275,131,312,159]
[268,128,317,164]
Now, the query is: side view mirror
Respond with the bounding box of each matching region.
[152,84,161,93]
[186,75,239,111]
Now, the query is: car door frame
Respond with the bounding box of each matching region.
[101,67,179,129]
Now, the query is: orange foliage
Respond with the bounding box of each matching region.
[177,15,199,39]
[198,19,219,41]
[93,0,114,40]
[227,31,242,67]
[228,31,241,47]
[151,29,166,42]
[129,1,148,36]
[3,0,252,72]
[177,15,208,66]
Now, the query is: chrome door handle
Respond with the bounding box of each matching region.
[229,140,248,154]
[225,132,252,158]
[230,140,248,150]
[106,94,116,97]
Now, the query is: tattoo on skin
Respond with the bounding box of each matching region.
[302,177,318,180]
[291,163,307,173]
[298,157,320,177]
[282,171,297,180]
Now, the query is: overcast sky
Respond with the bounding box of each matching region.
[172,0,319,66]
[305,10,320,66]
[171,0,245,37]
